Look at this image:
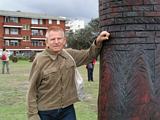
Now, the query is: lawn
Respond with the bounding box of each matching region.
[0,60,100,120]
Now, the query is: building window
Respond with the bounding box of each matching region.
[4,40,20,46]
[5,16,19,23]
[32,29,44,36]
[32,30,39,35]
[23,36,30,40]
[32,40,44,46]
[31,19,38,24]
[39,19,43,24]
[49,19,52,24]
[39,30,43,36]
[4,28,19,35]
[10,40,19,46]
[32,19,44,24]
[5,40,9,46]
[57,20,60,25]
[10,28,19,35]
[5,28,9,34]
[22,25,30,30]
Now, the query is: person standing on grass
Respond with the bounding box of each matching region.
[26,26,110,120]
[86,62,94,82]
[1,48,10,74]
[86,58,96,82]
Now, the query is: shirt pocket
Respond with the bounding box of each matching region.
[43,67,59,81]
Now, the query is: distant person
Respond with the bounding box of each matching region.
[12,51,18,63]
[86,58,96,82]
[86,61,94,82]
[1,48,10,74]
[26,26,110,120]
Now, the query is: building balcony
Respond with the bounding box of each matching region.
[5,46,22,50]
[30,46,45,49]
[31,35,46,40]
[3,23,22,28]
[31,24,48,29]
[3,35,23,40]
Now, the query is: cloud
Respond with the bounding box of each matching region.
[0,0,98,22]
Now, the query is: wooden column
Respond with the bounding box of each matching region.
[98,0,160,120]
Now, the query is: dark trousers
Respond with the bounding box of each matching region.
[38,104,76,120]
[87,68,93,81]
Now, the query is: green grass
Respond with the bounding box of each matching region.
[0,60,100,120]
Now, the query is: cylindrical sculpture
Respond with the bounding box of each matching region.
[99,0,160,120]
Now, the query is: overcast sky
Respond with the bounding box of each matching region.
[0,0,99,23]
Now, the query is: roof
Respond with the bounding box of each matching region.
[0,10,66,20]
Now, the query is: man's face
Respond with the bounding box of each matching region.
[46,31,66,53]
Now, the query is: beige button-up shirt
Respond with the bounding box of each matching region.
[27,41,102,120]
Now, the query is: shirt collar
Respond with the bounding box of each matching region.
[44,48,68,60]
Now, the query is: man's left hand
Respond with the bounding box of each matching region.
[96,31,110,45]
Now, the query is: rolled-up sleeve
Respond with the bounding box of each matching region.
[67,40,103,67]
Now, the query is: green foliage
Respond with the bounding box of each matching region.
[67,18,100,49]
[10,55,30,61]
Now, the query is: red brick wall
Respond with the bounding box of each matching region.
[20,18,31,36]
[0,16,4,37]
[0,16,4,48]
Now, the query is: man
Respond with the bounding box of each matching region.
[1,48,10,74]
[27,26,110,120]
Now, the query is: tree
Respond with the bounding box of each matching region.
[67,18,100,49]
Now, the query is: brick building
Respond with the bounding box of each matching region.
[0,10,66,56]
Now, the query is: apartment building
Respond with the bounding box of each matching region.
[0,10,66,56]
[65,18,85,33]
